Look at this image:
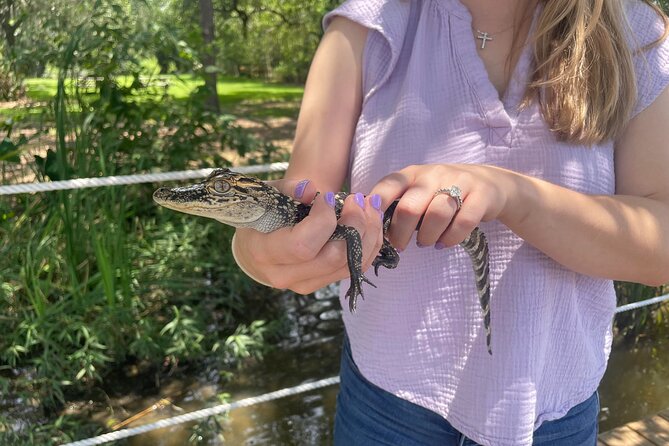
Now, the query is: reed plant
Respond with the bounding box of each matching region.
[0,7,285,444]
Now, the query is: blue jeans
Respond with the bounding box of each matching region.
[334,337,599,445]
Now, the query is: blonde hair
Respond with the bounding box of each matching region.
[525,0,668,145]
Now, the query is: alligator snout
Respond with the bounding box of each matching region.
[152,187,171,204]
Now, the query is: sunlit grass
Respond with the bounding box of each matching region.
[0,75,303,121]
[21,75,303,103]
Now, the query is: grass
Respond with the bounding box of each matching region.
[0,65,293,443]
[15,75,303,112]
[0,76,302,123]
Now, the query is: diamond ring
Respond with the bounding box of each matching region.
[435,185,463,211]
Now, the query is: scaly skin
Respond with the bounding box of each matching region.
[153,168,493,353]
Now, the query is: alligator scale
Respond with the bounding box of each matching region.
[153,168,492,354]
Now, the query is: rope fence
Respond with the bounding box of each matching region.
[59,292,669,446]
[0,162,289,195]
[61,377,341,446]
[2,163,666,445]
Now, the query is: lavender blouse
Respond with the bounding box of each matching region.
[323,1,669,445]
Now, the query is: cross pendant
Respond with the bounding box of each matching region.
[476,31,493,49]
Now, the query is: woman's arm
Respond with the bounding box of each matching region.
[232,17,385,294]
[370,86,669,286]
[500,85,669,285]
[286,16,366,189]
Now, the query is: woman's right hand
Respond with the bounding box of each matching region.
[231,178,385,295]
[232,16,375,296]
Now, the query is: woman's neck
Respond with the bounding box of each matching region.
[459,0,538,98]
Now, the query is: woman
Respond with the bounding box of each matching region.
[232,0,669,444]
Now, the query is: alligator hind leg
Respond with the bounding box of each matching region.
[329,224,376,312]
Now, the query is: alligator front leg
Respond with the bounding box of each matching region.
[330,224,376,312]
[372,238,400,276]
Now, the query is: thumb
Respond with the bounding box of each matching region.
[266,178,318,204]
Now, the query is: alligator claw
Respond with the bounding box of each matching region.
[345,273,376,312]
[372,240,400,276]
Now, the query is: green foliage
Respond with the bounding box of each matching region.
[660,0,669,14]
[614,281,669,341]
[0,118,39,162]
[0,2,288,442]
[212,0,338,82]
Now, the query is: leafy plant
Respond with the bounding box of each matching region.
[0,2,286,442]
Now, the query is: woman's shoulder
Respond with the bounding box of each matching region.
[623,1,669,116]
[624,0,668,48]
[322,0,412,34]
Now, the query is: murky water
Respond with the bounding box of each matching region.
[88,289,669,445]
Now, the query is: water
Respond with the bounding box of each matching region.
[81,290,669,444]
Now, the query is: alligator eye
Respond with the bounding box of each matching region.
[213,180,230,194]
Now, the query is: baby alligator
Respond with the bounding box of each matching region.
[153,168,492,353]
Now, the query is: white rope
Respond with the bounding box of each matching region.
[4,161,664,445]
[58,294,669,446]
[60,376,340,446]
[0,162,289,195]
[615,293,669,313]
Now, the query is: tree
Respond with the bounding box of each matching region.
[0,0,20,50]
[199,0,220,112]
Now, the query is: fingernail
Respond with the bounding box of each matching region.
[370,194,382,210]
[325,191,335,208]
[294,179,309,199]
[416,240,425,248]
[354,193,365,209]
[435,242,446,250]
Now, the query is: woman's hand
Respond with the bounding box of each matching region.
[232,178,385,295]
[369,164,514,251]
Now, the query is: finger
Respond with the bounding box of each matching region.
[337,193,370,239]
[258,191,338,264]
[313,193,380,280]
[438,192,486,247]
[269,194,385,294]
[361,194,385,271]
[415,192,458,247]
[386,184,434,251]
[258,245,349,292]
[283,193,369,282]
[367,170,414,212]
[266,178,319,203]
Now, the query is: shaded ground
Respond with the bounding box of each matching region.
[0,94,300,185]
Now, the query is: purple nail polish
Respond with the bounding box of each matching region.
[435,242,446,250]
[354,193,365,209]
[294,179,309,199]
[370,194,382,211]
[325,191,336,208]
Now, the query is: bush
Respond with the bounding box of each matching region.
[0,5,287,442]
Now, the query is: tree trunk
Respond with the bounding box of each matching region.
[0,0,17,51]
[198,0,220,113]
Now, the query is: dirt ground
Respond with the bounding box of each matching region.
[0,99,299,184]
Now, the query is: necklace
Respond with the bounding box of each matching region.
[475,30,494,49]
[474,24,515,49]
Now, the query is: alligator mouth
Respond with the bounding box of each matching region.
[153,185,235,219]
[152,187,172,204]
[153,184,207,204]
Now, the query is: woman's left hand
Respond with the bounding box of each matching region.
[369,164,514,251]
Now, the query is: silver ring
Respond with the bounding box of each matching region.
[435,185,463,210]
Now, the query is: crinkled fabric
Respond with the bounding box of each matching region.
[322,1,669,445]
